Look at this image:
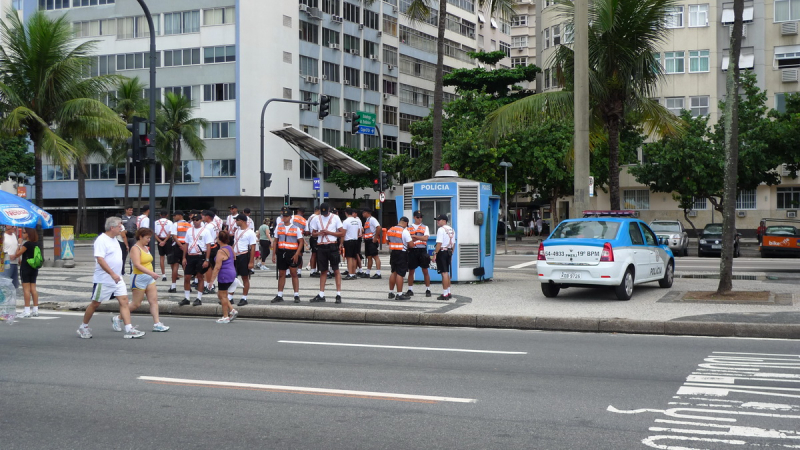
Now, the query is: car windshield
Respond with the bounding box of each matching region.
[766,226,797,236]
[650,222,680,233]
[551,221,620,240]
[704,224,723,234]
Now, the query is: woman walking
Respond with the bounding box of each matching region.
[257,218,271,270]
[209,230,239,323]
[2,226,19,289]
[112,228,169,332]
[15,228,39,318]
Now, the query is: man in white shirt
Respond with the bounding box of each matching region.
[180,214,214,306]
[361,209,382,279]
[307,206,321,276]
[225,204,240,233]
[342,208,363,280]
[406,210,432,297]
[202,209,222,294]
[434,214,456,300]
[77,216,145,339]
[2,226,19,288]
[243,207,256,231]
[136,205,150,230]
[153,210,173,281]
[309,202,345,303]
[386,217,413,300]
[232,214,257,306]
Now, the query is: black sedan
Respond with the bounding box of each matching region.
[698,223,740,257]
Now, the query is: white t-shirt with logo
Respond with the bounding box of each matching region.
[136,215,150,230]
[154,218,173,239]
[343,216,362,241]
[233,228,258,254]
[310,214,344,245]
[436,225,456,250]
[184,225,214,255]
[94,233,123,284]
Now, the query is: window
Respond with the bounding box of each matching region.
[363,103,378,114]
[85,55,116,77]
[775,48,800,68]
[511,36,528,48]
[343,2,360,22]
[363,135,379,149]
[363,40,379,59]
[322,28,340,47]
[344,67,360,86]
[300,159,319,180]
[693,197,707,210]
[116,51,160,70]
[399,25,437,54]
[419,199,451,235]
[164,10,200,35]
[299,56,319,77]
[204,46,235,64]
[690,96,709,117]
[165,86,198,105]
[204,121,236,139]
[117,15,159,39]
[344,99,359,115]
[364,9,379,29]
[181,161,200,183]
[74,19,117,37]
[43,165,72,180]
[86,163,117,180]
[383,105,398,125]
[323,128,341,147]
[664,51,685,74]
[299,21,319,43]
[322,62,340,82]
[203,83,235,102]
[736,189,756,210]
[383,45,398,66]
[203,7,235,25]
[383,77,397,95]
[163,48,200,67]
[499,41,511,57]
[511,57,527,68]
[511,15,527,27]
[623,190,650,210]
[665,6,683,28]
[382,135,397,152]
[301,91,319,112]
[543,28,550,49]
[399,84,433,107]
[364,71,379,91]
[400,55,438,80]
[551,68,558,88]
[300,0,318,6]
[544,68,551,89]
[328,96,340,116]
[399,113,422,132]
[688,4,708,27]
[343,34,360,54]
[666,97,684,115]
[383,14,398,36]
[776,93,788,113]
[323,0,340,15]
[552,25,561,46]
[776,0,800,21]
[500,20,511,34]
[777,187,800,209]
[203,159,236,177]
[689,50,709,72]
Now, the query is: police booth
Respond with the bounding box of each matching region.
[396,169,499,282]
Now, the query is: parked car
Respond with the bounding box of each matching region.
[649,220,689,256]
[697,223,740,257]
[537,218,675,300]
[759,219,800,257]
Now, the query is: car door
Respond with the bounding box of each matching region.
[640,223,665,280]
[627,222,652,281]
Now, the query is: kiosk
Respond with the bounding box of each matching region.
[396,169,499,282]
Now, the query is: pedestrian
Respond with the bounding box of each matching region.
[232,213,257,306]
[407,210,432,297]
[201,210,222,295]
[2,226,19,289]
[271,207,304,303]
[361,209,382,279]
[180,214,214,306]
[119,206,136,275]
[76,217,145,339]
[757,219,766,245]
[167,210,189,293]
[386,217,413,300]
[307,206,320,277]
[14,228,41,318]
[243,207,256,232]
[309,202,344,303]
[536,216,543,237]
[257,218,271,270]
[342,208,362,280]
[112,228,169,332]
[225,204,239,232]
[153,210,172,281]
[210,207,223,234]
[136,205,150,230]
[208,230,239,323]
[434,214,456,300]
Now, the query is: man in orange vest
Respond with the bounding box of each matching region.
[271,207,304,303]
[167,210,189,293]
[386,217,413,301]
[406,210,432,297]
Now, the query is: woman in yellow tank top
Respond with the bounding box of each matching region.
[111,228,170,333]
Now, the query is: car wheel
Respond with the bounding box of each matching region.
[614,267,634,301]
[541,282,560,298]
[658,261,674,288]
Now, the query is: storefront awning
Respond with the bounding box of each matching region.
[270,126,370,175]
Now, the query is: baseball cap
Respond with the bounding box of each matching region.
[435,214,448,221]
[280,206,291,216]
[399,216,410,223]
[413,210,423,218]
[228,204,237,209]
[235,213,247,222]
[192,215,202,222]
[320,203,330,215]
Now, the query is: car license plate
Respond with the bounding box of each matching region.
[711,244,721,249]
[560,272,581,279]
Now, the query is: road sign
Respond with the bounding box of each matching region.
[357,125,376,135]
[375,199,380,210]
[379,192,385,203]
[324,191,329,198]
[357,111,376,127]
[313,177,320,190]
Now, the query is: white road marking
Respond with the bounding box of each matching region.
[508,261,538,269]
[278,340,527,355]
[137,376,477,403]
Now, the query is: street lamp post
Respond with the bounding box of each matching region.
[499,161,513,255]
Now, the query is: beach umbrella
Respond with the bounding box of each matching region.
[0,190,54,229]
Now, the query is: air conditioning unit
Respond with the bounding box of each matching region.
[737,211,747,218]
[788,211,798,218]
[344,79,350,85]
[331,15,343,23]
[369,54,378,60]
[359,24,364,30]
[299,104,311,110]
[392,6,398,13]
[309,7,322,19]
[517,47,524,51]
[363,83,370,89]
[387,64,394,70]
[349,49,359,55]
[781,21,798,35]
[687,210,698,217]
[377,31,382,37]
[782,163,794,176]
[383,93,389,99]
[782,68,799,83]
[305,75,319,84]
[299,4,309,12]
[329,43,340,50]
[322,74,328,80]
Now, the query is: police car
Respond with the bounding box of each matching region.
[537,216,675,300]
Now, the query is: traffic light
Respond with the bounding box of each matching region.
[284,195,290,206]
[126,116,146,164]
[261,172,272,190]
[380,171,389,191]
[372,176,380,192]
[318,95,331,120]
[351,112,361,134]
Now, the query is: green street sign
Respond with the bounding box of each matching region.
[357,111,376,127]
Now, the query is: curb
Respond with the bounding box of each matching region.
[85,303,800,340]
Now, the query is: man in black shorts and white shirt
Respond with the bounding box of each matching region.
[407,210,432,297]
[181,215,214,306]
[434,214,456,300]
[232,214,257,306]
[307,206,321,277]
[153,210,172,281]
[202,209,222,294]
[342,208,362,280]
[361,209,382,279]
[309,202,345,303]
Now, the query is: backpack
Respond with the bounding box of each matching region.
[27,245,43,269]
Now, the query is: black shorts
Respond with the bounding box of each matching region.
[436,250,453,274]
[408,248,431,270]
[356,238,363,256]
[235,253,251,277]
[156,242,170,256]
[316,243,340,272]
[184,254,208,276]
[344,240,360,258]
[168,245,183,265]
[364,239,379,257]
[390,250,409,277]
[219,281,234,291]
[20,265,39,284]
[310,237,318,254]
[276,249,301,271]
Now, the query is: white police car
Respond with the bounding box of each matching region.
[537,217,674,300]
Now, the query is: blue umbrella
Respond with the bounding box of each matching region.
[0,190,54,229]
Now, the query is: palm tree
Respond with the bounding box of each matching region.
[155,92,207,209]
[405,0,518,176]
[110,77,149,208]
[70,138,107,235]
[0,10,127,214]
[486,0,682,210]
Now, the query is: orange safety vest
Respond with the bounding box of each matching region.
[292,215,307,230]
[407,223,428,248]
[174,220,190,244]
[387,226,405,251]
[364,217,378,239]
[276,223,300,250]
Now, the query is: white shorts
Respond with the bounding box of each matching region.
[90,280,128,303]
[131,273,156,290]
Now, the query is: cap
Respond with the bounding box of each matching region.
[399,216,410,223]
[192,215,202,221]
[243,207,251,213]
[413,210,423,218]
[435,214,448,222]
[228,204,237,209]
[319,202,330,215]
[235,213,247,222]
[280,206,291,216]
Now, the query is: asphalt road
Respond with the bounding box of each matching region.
[3,312,799,449]
[494,254,800,273]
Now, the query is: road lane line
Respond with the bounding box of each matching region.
[138,376,477,404]
[277,340,527,355]
[508,261,537,269]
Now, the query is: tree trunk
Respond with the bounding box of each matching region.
[76,161,87,236]
[717,0,744,294]
[606,109,622,211]
[431,0,448,176]
[33,134,44,250]
[123,158,130,208]
[166,141,180,211]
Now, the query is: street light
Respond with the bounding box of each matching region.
[499,161,513,255]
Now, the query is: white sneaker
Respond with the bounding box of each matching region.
[31,310,39,317]
[123,326,145,339]
[216,316,230,324]
[161,275,167,281]
[229,309,238,322]
[17,311,30,318]
[111,314,122,332]
[152,323,170,332]
[77,326,92,339]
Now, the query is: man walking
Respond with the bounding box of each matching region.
[77,216,145,339]
[180,214,214,306]
[342,208,362,280]
[386,217,413,300]
[361,209,382,279]
[434,214,456,300]
[168,211,189,293]
[308,206,320,277]
[119,206,136,275]
[309,202,344,303]
[407,210,432,297]
[225,204,240,232]
[153,210,172,281]
[232,214,257,306]
[271,207,304,303]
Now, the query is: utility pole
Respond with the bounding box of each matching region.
[572,0,590,220]
[136,0,157,254]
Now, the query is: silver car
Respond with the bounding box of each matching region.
[649,220,689,256]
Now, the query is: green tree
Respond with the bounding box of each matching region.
[326,147,408,199]
[766,93,800,176]
[485,0,682,210]
[0,10,127,215]
[444,50,540,97]
[0,136,34,179]
[110,77,149,208]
